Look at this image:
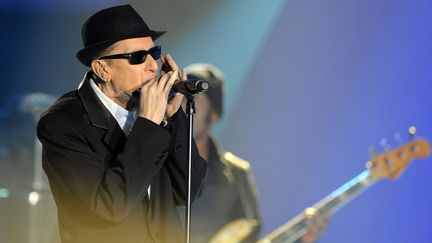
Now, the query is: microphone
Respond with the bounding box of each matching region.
[170,79,209,97]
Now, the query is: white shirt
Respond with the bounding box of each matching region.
[89,79,137,136]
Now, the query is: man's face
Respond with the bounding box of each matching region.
[98,36,158,105]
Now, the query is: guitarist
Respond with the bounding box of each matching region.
[178,63,331,243]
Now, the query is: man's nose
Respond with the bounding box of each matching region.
[145,55,158,72]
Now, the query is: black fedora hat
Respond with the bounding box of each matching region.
[76,4,165,67]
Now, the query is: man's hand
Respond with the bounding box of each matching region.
[161,54,185,118]
[301,208,331,243]
[137,69,178,124]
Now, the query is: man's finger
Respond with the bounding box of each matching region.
[157,71,173,90]
[140,79,156,93]
[160,55,168,75]
[164,70,178,93]
[165,54,179,71]
[181,68,187,81]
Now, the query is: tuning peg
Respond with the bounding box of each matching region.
[393,132,402,145]
[408,126,417,139]
[380,138,391,152]
[365,160,374,169]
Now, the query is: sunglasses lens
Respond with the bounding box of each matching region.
[150,46,161,60]
[129,51,147,65]
[128,46,161,65]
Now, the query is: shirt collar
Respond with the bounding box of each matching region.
[89,78,136,135]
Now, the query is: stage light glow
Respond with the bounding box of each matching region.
[0,188,10,199]
[28,191,40,206]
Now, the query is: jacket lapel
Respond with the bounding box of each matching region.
[78,71,126,152]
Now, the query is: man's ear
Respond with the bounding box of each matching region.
[91,60,111,82]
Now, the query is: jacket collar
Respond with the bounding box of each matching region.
[78,71,111,129]
[78,71,126,151]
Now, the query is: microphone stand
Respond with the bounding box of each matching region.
[172,79,208,243]
[185,94,195,243]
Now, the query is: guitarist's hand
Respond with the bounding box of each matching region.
[301,210,331,243]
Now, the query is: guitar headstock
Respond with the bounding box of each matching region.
[366,128,431,180]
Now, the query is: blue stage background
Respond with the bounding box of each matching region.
[1,1,431,242]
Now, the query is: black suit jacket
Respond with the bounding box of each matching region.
[37,72,207,243]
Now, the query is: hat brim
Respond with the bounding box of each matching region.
[76,30,166,67]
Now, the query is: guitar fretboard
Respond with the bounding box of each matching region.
[260,170,376,243]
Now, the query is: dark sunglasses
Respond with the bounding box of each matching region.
[99,45,162,65]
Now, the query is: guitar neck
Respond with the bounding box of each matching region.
[260,170,376,243]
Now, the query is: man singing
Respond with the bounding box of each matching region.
[36,4,207,243]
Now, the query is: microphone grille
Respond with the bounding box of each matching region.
[198,80,209,91]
